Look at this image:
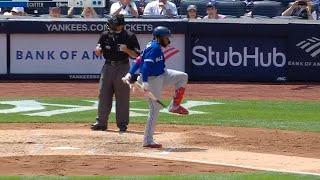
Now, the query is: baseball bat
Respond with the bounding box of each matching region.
[123,79,167,108]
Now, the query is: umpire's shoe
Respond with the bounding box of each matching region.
[91,122,107,131]
[119,125,127,133]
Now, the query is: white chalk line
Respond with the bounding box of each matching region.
[134,152,320,177]
[15,142,320,177]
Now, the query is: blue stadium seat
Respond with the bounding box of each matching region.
[179,0,208,16]
[252,1,282,18]
[216,1,246,17]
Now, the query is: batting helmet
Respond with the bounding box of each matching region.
[152,26,171,38]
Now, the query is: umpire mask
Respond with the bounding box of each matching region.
[108,14,125,33]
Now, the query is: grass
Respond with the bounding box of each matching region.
[0,98,319,132]
[1,172,320,180]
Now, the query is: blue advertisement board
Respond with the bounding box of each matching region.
[189,36,287,81]
[7,19,187,34]
[287,24,320,82]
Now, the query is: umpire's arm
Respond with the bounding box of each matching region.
[124,33,140,58]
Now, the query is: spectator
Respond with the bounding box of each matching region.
[49,7,61,18]
[143,0,178,17]
[203,1,226,19]
[186,4,201,19]
[282,0,317,20]
[110,0,139,17]
[3,7,25,16]
[136,0,149,15]
[81,7,99,18]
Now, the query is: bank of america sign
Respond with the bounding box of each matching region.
[296,37,320,58]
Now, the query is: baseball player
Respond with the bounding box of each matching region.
[123,26,189,148]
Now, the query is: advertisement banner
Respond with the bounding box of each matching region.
[0,34,7,74]
[10,34,105,74]
[7,19,187,34]
[190,36,287,81]
[287,24,320,81]
[10,34,184,76]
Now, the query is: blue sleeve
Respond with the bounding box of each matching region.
[141,61,153,82]
[129,58,140,75]
[140,47,160,82]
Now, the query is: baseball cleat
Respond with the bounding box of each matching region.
[143,143,162,148]
[169,105,189,115]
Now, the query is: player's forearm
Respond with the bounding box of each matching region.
[141,62,151,82]
[129,57,141,74]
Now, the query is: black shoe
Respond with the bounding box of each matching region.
[90,122,107,131]
[119,125,127,132]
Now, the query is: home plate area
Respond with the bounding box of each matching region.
[0,124,319,176]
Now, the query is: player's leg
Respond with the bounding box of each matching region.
[163,69,189,115]
[141,75,164,148]
[114,63,130,132]
[91,64,114,131]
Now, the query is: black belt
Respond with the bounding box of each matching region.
[105,60,128,66]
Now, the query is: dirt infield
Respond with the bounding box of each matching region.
[0,82,320,176]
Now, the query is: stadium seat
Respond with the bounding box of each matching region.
[252,1,282,18]
[216,1,246,17]
[179,0,208,16]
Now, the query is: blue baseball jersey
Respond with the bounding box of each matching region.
[129,40,165,82]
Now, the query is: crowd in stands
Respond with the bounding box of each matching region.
[0,0,319,20]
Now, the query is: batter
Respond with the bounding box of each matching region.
[123,26,189,148]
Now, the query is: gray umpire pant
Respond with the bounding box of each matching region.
[97,62,130,129]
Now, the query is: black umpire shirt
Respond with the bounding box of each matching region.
[98,29,140,63]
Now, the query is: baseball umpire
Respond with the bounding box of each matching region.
[91,14,140,132]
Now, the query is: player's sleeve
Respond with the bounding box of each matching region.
[141,48,159,82]
[141,61,152,82]
[129,56,142,75]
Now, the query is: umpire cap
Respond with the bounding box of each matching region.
[152,26,171,38]
[108,14,125,26]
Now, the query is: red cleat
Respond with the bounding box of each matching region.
[169,105,189,115]
[143,143,162,148]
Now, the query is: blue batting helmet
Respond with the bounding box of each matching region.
[152,26,171,37]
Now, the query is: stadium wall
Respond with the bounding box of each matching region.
[1,19,320,82]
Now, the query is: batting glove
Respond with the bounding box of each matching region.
[122,73,132,83]
[142,82,149,91]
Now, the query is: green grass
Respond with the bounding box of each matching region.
[0,98,320,132]
[1,172,320,180]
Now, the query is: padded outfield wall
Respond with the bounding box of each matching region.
[0,18,320,82]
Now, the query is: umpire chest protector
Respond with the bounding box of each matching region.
[100,30,135,62]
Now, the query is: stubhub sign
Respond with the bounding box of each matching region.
[0,34,7,74]
[190,37,287,81]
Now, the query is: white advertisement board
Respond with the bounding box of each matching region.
[10,34,185,74]
[0,34,7,74]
